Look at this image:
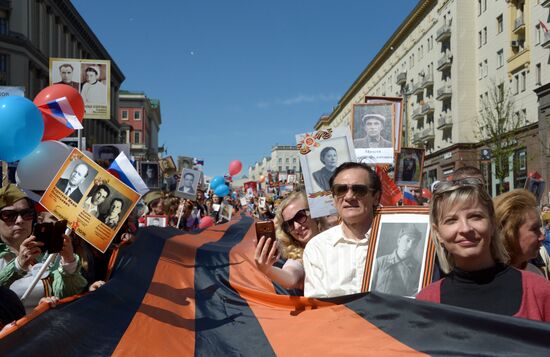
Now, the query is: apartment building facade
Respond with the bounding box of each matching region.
[0,0,125,146]
[118,90,161,161]
[248,145,301,182]
[315,0,550,197]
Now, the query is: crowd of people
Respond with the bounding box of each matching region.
[2,161,550,333]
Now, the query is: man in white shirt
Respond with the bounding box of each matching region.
[303,162,381,298]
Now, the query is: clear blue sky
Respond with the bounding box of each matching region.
[71,0,419,178]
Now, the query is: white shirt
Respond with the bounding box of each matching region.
[303,224,370,298]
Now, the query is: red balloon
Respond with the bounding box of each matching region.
[33,84,85,141]
[228,160,243,176]
[422,188,432,199]
[199,216,215,229]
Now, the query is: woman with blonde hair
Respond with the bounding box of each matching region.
[493,189,547,276]
[416,180,550,322]
[254,191,321,290]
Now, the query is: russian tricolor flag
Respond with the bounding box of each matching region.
[38,96,83,130]
[108,152,149,196]
[402,187,419,206]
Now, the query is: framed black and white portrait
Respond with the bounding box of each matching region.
[362,207,435,297]
[395,147,424,187]
[139,162,160,189]
[175,168,201,200]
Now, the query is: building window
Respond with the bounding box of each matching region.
[483,59,488,77]
[478,31,482,48]
[497,49,504,68]
[478,0,482,16]
[285,158,289,163]
[520,71,526,92]
[122,110,128,120]
[536,63,542,85]
[0,17,7,35]
[134,111,141,120]
[514,74,519,94]
[278,166,282,172]
[478,63,483,79]
[293,158,296,163]
[536,24,541,45]
[0,53,7,85]
[497,15,503,33]
[134,131,141,144]
[278,158,282,164]
[483,27,487,45]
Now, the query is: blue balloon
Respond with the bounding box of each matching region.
[214,184,230,197]
[210,175,225,189]
[0,96,44,162]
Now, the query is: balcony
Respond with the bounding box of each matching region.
[422,73,434,88]
[543,32,550,49]
[543,0,550,7]
[421,99,434,114]
[437,52,452,71]
[396,72,407,85]
[437,112,453,129]
[411,82,424,96]
[436,24,451,42]
[436,83,452,100]
[513,16,525,32]
[411,106,423,120]
[419,125,435,141]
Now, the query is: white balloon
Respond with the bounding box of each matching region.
[16,140,72,190]
[83,150,94,159]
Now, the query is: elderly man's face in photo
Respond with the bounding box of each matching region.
[86,69,98,84]
[365,118,383,138]
[92,188,108,205]
[183,174,194,188]
[60,66,73,83]
[396,233,418,259]
[69,164,88,186]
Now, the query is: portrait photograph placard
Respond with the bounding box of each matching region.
[525,175,546,205]
[352,102,396,165]
[361,207,435,297]
[219,202,233,222]
[92,144,130,165]
[159,156,177,177]
[41,148,140,253]
[146,215,168,227]
[394,148,425,187]
[175,168,202,200]
[296,127,356,218]
[139,162,160,189]
[49,58,111,120]
[365,96,403,153]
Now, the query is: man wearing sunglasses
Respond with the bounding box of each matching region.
[303,162,381,297]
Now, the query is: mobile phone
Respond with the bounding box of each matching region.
[255,220,276,241]
[33,220,67,254]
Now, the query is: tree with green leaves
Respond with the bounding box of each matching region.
[475,80,523,194]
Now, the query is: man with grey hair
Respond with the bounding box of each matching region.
[370,224,423,296]
[354,113,392,148]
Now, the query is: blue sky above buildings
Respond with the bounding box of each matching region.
[72,0,418,177]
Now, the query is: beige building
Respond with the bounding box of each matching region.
[0,0,125,145]
[248,145,301,182]
[315,0,550,198]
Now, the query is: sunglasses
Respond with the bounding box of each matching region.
[433,178,485,194]
[282,209,310,233]
[331,184,374,198]
[0,208,35,225]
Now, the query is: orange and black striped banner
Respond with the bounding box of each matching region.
[1,214,550,356]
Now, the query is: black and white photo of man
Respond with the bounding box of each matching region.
[354,114,392,149]
[370,223,426,297]
[56,162,93,203]
[178,172,196,194]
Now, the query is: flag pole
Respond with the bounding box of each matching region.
[21,227,72,301]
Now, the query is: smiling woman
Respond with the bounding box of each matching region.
[416,182,550,322]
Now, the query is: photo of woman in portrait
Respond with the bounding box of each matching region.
[312,146,337,191]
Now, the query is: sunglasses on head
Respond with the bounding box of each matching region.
[282,208,309,233]
[331,184,374,198]
[433,178,485,194]
[0,208,35,225]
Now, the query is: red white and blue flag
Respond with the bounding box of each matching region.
[108,152,149,196]
[402,186,419,206]
[38,96,83,130]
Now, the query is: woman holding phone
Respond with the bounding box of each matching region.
[0,184,87,313]
[254,191,321,290]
